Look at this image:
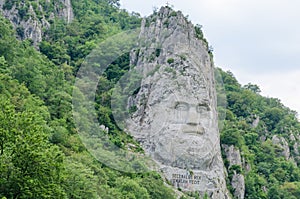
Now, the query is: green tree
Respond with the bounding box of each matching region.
[0,96,66,198]
[243,83,261,94]
[262,107,285,131]
[115,177,150,199]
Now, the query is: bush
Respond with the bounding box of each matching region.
[167,58,174,64]
[170,11,177,17]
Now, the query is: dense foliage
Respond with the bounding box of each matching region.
[218,69,300,199]
[1,0,300,198]
[0,1,175,198]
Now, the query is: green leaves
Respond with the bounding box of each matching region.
[220,69,300,198]
[0,2,176,199]
[0,95,66,198]
[0,16,17,62]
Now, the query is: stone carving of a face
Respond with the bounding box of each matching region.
[130,72,219,171]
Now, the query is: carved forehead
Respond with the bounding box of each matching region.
[150,74,212,105]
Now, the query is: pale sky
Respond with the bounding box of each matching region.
[120,0,300,115]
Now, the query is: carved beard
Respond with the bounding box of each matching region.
[151,124,218,170]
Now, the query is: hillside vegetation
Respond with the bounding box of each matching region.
[218,69,300,198]
[0,1,300,198]
[0,1,174,198]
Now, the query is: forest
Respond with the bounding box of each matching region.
[0,0,300,198]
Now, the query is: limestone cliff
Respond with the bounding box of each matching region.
[0,0,74,46]
[126,6,230,198]
[272,135,291,160]
[272,134,300,165]
[222,145,245,199]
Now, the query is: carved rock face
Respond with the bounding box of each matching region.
[127,67,227,197]
[124,6,230,198]
[138,77,219,171]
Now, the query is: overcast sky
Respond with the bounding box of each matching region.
[120,0,300,115]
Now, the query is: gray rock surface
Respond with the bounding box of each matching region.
[294,141,299,156]
[289,134,299,156]
[293,135,300,165]
[231,174,245,199]
[125,7,230,198]
[252,116,260,128]
[223,145,245,199]
[272,135,290,160]
[0,0,74,46]
[223,145,242,166]
[58,0,74,23]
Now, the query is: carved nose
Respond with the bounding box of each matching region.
[186,109,198,125]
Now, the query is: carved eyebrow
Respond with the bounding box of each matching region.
[174,101,211,111]
[197,103,211,111]
[174,101,189,109]
[175,101,188,106]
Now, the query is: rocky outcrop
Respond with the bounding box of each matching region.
[0,0,74,46]
[223,145,242,166]
[125,6,230,198]
[289,134,299,156]
[99,125,109,133]
[293,135,300,165]
[286,133,300,166]
[223,145,245,199]
[252,116,260,128]
[57,0,74,23]
[289,134,298,155]
[231,175,245,199]
[272,135,290,160]
[1,4,44,45]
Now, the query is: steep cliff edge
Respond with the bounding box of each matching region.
[125,6,230,198]
[222,144,245,199]
[0,0,73,46]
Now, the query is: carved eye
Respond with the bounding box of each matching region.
[196,104,210,113]
[175,102,189,111]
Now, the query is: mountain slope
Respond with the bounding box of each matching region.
[219,69,300,199]
[0,1,300,199]
[0,2,176,199]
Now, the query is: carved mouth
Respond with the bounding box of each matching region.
[181,126,205,135]
[184,131,205,135]
[187,147,208,156]
[187,147,212,157]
